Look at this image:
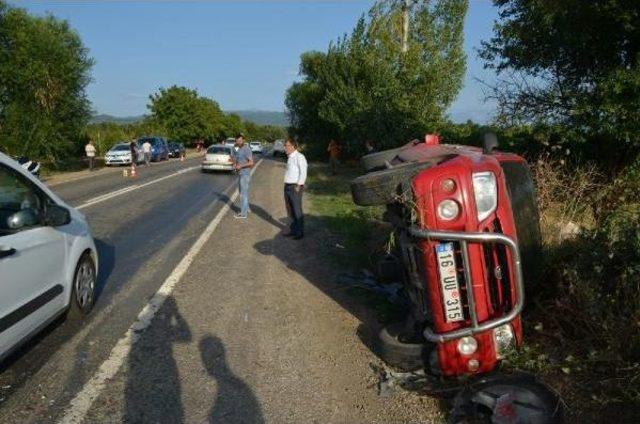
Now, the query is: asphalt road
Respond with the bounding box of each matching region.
[0,156,240,421]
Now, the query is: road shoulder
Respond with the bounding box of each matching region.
[83,157,441,423]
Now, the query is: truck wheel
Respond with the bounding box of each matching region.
[351,161,434,206]
[449,373,565,424]
[68,252,96,320]
[361,147,406,173]
[373,322,426,371]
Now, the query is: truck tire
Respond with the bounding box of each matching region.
[351,161,434,206]
[373,322,426,372]
[449,373,565,424]
[361,147,405,173]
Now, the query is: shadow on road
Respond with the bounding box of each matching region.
[199,334,264,424]
[93,238,115,301]
[253,215,384,332]
[124,296,191,423]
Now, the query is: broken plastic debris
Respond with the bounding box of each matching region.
[335,243,345,249]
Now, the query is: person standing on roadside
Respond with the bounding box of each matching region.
[129,138,138,169]
[233,133,253,219]
[142,138,152,166]
[284,138,307,239]
[365,140,377,155]
[327,139,341,175]
[85,139,96,171]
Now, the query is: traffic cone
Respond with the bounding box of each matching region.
[123,168,128,177]
[130,165,137,178]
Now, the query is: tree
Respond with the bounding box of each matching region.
[220,113,245,140]
[148,86,225,143]
[0,1,94,163]
[286,0,467,158]
[480,0,640,165]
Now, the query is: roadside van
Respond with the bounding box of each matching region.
[0,152,98,362]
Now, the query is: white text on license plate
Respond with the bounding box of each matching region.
[436,243,464,323]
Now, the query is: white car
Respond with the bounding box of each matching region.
[202,145,235,172]
[249,141,263,154]
[104,142,143,166]
[223,138,238,151]
[272,139,286,157]
[0,152,98,362]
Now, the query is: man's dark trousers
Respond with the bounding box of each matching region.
[284,183,304,237]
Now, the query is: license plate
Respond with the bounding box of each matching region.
[436,243,464,323]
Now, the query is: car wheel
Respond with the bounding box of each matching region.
[449,373,565,424]
[350,161,436,206]
[361,146,407,173]
[68,252,96,320]
[373,322,427,371]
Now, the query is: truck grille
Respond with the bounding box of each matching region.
[483,220,513,315]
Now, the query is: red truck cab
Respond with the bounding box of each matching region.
[352,135,541,381]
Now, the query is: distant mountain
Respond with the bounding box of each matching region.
[90,110,289,127]
[90,114,145,124]
[227,110,289,127]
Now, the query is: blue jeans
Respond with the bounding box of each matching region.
[238,172,251,216]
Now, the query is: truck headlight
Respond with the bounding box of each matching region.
[437,199,460,220]
[457,336,478,355]
[472,171,497,222]
[493,323,515,358]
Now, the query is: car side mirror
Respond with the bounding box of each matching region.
[45,204,71,227]
[7,209,40,230]
[483,132,499,154]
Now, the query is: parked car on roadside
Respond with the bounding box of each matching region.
[104,142,143,166]
[138,136,169,162]
[168,142,185,158]
[350,134,558,420]
[0,152,98,362]
[223,137,238,152]
[249,141,263,154]
[272,139,285,157]
[202,145,234,172]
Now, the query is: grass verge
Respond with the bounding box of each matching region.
[306,163,401,323]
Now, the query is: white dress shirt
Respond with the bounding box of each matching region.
[284,150,308,185]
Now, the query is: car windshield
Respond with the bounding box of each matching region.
[112,144,130,151]
[250,142,260,145]
[207,146,230,155]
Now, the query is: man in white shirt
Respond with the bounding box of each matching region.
[141,139,152,166]
[283,138,307,239]
[85,139,96,171]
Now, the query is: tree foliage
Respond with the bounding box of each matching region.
[0,1,94,163]
[286,0,467,159]
[147,85,226,143]
[480,0,640,164]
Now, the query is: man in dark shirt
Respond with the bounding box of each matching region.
[233,133,253,219]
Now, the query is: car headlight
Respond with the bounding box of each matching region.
[457,336,478,355]
[493,323,515,358]
[472,171,497,222]
[437,199,460,220]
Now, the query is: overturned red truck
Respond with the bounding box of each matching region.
[351,134,543,384]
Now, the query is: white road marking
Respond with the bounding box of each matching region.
[59,160,263,424]
[76,165,200,210]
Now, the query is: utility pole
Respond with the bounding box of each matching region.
[401,0,409,54]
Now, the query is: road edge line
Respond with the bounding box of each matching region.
[59,159,263,424]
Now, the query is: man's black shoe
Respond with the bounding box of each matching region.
[283,232,295,237]
[293,235,303,240]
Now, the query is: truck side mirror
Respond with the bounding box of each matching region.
[483,132,499,154]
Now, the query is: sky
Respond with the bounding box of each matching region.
[16,0,500,123]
